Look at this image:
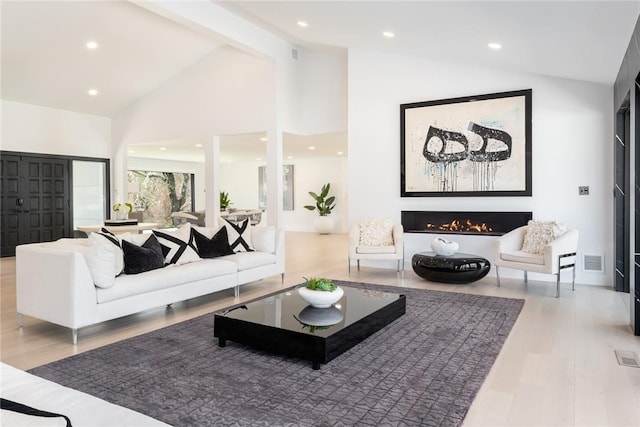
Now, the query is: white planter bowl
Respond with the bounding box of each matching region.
[431,237,459,256]
[296,306,344,327]
[298,286,344,308]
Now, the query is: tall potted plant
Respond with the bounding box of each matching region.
[304,183,336,234]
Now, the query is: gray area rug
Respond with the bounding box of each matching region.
[30,281,524,426]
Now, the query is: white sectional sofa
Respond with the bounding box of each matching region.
[16,224,285,344]
[1,363,169,426]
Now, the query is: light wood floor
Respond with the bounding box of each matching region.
[2,232,640,426]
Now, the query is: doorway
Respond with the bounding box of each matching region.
[614,96,631,293]
[1,152,71,256]
[634,73,640,335]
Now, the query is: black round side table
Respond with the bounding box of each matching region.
[411,252,491,284]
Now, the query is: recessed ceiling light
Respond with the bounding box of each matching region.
[488,42,502,50]
[88,88,98,96]
[297,21,308,28]
[287,155,294,159]
[195,144,203,148]
[337,151,344,155]
[383,31,395,38]
[159,147,167,151]
[256,158,262,161]
[308,146,316,150]
[259,137,268,142]
[86,41,98,50]
[128,150,136,154]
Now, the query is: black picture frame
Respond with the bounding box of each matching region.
[400,89,532,197]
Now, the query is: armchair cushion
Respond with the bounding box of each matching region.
[500,250,544,265]
[522,220,567,254]
[356,245,397,254]
[358,218,394,246]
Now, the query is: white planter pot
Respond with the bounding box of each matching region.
[298,286,344,308]
[296,306,344,326]
[313,216,335,234]
[431,237,459,256]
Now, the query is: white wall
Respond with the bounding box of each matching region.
[112,47,276,146]
[1,100,111,158]
[219,161,262,210]
[127,157,206,211]
[297,49,348,135]
[220,156,348,232]
[348,49,613,286]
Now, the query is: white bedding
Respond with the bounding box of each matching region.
[1,363,169,426]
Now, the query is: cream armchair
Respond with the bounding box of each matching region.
[493,225,579,298]
[348,221,404,276]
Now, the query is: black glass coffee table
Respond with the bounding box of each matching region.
[214,286,406,369]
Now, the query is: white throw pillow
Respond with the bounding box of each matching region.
[359,218,394,246]
[251,226,276,254]
[81,240,117,288]
[152,223,201,265]
[89,231,126,275]
[521,220,567,254]
[192,225,222,239]
[221,218,254,252]
[121,232,151,246]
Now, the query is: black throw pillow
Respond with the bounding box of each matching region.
[122,234,165,275]
[192,227,235,258]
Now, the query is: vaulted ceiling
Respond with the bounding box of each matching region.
[2,1,638,161]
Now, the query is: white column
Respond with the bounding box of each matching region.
[266,128,283,227]
[204,136,221,228]
[111,140,128,219]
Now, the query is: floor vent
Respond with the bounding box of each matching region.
[583,254,604,272]
[615,350,640,368]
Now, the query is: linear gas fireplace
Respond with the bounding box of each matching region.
[401,211,532,236]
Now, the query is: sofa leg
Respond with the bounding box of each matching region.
[572,266,576,291]
[496,267,501,287]
[556,273,560,298]
[357,260,360,271]
[234,286,240,298]
[348,258,351,276]
[166,303,173,309]
[18,313,23,328]
[281,273,285,284]
[72,329,78,345]
[524,271,528,287]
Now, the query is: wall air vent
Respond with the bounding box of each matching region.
[583,254,604,273]
[615,350,640,368]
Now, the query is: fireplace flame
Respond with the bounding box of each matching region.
[425,219,493,234]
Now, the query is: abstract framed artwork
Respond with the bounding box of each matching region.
[258,165,294,210]
[400,89,532,197]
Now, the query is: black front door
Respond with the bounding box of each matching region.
[614,99,631,293]
[1,153,71,257]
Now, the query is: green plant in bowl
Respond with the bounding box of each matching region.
[303,277,337,292]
